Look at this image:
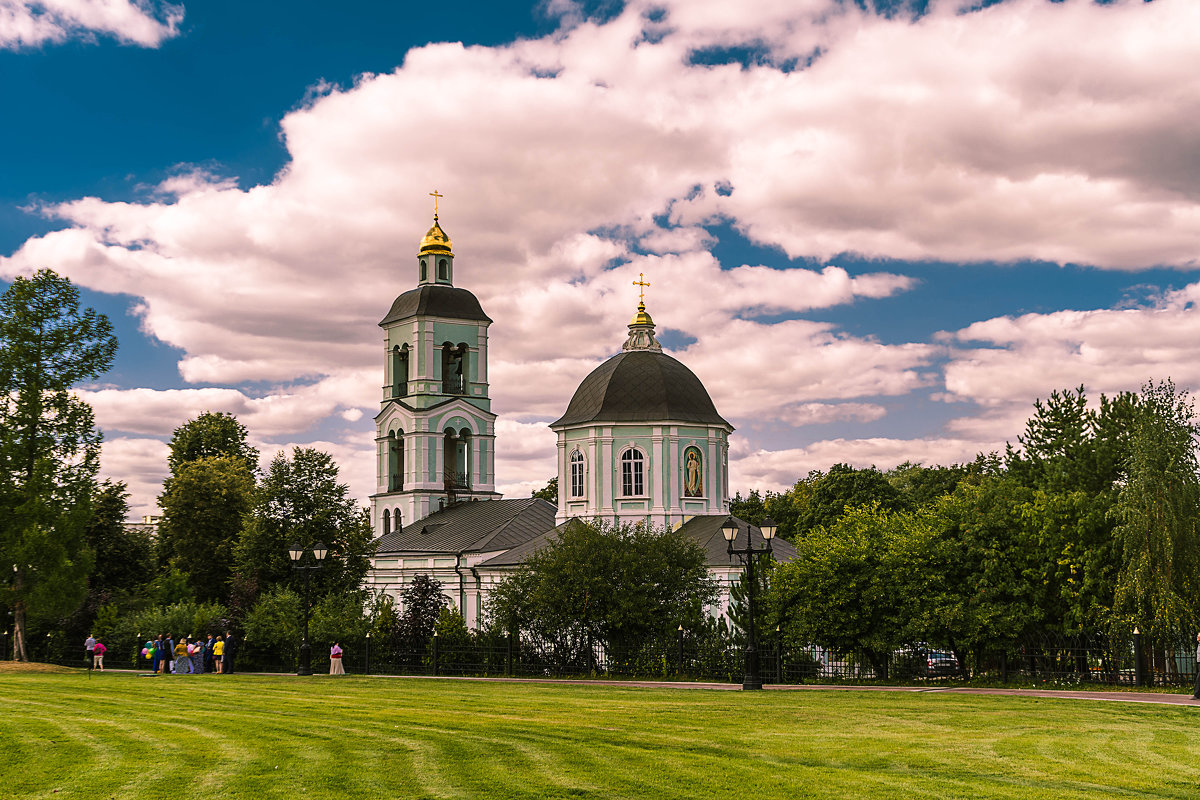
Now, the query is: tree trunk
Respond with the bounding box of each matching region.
[14,600,28,662]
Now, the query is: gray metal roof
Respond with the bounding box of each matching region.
[379,284,492,326]
[476,515,796,569]
[675,515,798,567]
[550,350,730,428]
[374,498,556,555]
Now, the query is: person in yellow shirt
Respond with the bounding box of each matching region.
[213,635,225,674]
[173,637,188,675]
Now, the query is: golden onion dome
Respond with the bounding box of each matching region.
[629,301,654,327]
[419,216,453,256]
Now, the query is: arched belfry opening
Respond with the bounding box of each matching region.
[388,430,405,491]
[444,427,471,501]
[442,342,468,394]
[392,344,409,398]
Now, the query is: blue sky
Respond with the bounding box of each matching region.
[2,0,1198,517]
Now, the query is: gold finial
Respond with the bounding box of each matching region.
[629,272,654,327]
[419,191,452,256]
[633,273,650,304]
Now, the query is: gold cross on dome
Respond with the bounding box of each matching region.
[429,189,443,217]
[633,272,650,304]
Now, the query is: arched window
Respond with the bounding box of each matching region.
[382,508,391,535]
[388,431,404,491]
[441,343,467,394]
[438,259,448,281]
[420,259,428,282]
[621,449,644,497]
[391,344,409,398]
[570,450,585,498]
[444,428,470,490]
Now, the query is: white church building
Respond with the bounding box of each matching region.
[365,212,793,628]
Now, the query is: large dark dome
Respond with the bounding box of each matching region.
[551,350,730,428]
[380,284,491,326]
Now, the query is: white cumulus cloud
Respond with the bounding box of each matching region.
[0,0,183,49]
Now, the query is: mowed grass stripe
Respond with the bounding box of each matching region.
[2,674,1200,799]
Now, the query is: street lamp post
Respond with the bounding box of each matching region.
[722,515,777,691]
[287,542,328,676]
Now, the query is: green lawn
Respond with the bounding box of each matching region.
[2,671,1198,799]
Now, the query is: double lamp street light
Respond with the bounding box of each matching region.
[287,542,328,676]
[721,515,777,691]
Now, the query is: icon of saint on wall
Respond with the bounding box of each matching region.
[684,446,703,497]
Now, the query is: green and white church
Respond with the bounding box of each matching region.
[366,212,793,628]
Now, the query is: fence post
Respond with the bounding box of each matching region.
[432,631,439,677]
[365,633,371,676]
[677,625,684,675]
[1000,651,1008,684]
[1133,628,1145,687]
[505,632,513,677]
[774,626,782,684]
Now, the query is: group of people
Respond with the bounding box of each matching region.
[83,635,107,670]
[145,633,236,675]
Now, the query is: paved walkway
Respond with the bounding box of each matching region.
[86,667,1200,706]
[318,672,1200,707]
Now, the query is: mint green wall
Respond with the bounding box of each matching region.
[431,322,479,348]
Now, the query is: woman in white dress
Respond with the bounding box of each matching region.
[329,642,345,675]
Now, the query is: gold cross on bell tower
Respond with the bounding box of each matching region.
[429,189,443,218]
[633,272,650,305]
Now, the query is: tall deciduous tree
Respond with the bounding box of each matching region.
[0,269,117,660]
[157,412,260,604]
[798,463,906,535]
[167,412,258,474]
[85,480,154,598]
[234,447,373,604]
[1113,380,1200,639]
[395,574,448,650]
[488,520,715,657]
[157,455,255,603]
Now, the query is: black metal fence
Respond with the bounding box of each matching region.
[25,631,1199,688]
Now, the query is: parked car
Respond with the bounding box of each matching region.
[922,651,959,677]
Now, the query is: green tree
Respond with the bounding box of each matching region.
[487,520,715,657]
[767,504,937,678]
[167,411,258,474]
[1113,380,1200,639]
[0,269,117,660]
[85,481,154,599]
[157,455,256,603]
[234,447,373,605]
[926,478,1046,651]
[730,490,766,524]
[731,476,816,541]
[886,461,968,507]
[311,591,369,645]
[798,464,905,535]
[396,574,448,650]
[63,480,155,644]
[532,477,558,504]
[242,586,301,659]
[1008,386,1139,495]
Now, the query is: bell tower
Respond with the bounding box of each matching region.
[371,196,500,536]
